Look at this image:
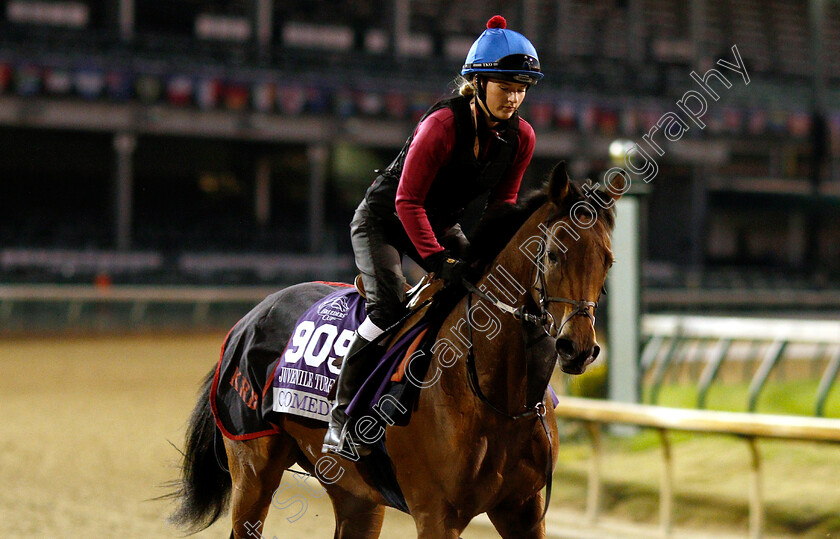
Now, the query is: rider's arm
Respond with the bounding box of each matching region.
[395,108,457,260]
[486,118,536,209]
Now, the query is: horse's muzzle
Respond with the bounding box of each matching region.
[556,339,600,375]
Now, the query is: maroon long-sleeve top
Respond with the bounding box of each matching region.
[394,107,536,259]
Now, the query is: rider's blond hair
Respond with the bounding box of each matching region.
[457,76,476,97]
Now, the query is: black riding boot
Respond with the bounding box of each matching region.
[322,331,376,456]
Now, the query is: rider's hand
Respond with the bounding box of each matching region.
[425,251,468,285]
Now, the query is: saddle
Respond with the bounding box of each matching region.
[351,273,443,354]
[337,274,447,428]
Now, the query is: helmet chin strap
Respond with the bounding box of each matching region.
[475,76,506,124]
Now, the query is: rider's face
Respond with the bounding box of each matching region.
[483,79,528,120]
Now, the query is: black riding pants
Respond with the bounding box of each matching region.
[350,200,468,329]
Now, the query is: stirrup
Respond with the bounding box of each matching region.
[322,420,371,457]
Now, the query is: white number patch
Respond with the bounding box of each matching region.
[284,322,354,375]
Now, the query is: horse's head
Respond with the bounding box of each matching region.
[531,162,624,375]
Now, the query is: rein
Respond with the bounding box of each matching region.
[462,290,548,420]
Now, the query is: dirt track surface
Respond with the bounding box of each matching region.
[0,334,504,538]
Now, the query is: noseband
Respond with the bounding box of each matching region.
[533,258,597,338]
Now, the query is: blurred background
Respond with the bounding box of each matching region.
[2,2,840,537]
[0,0,838,333]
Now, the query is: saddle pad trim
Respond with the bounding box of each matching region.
[210,325,282,441]
[314,280,355,288]
[391,328,429,383]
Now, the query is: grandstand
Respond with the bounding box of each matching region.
[0,0,837,307]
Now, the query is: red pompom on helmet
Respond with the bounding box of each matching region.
[486,15,506,29]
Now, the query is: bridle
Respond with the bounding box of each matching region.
[532,256,598,338]
[458,213,603,416]
[461,214,600,340]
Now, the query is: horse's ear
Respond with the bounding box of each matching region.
[604,170,630,202]
[548,161,570,202]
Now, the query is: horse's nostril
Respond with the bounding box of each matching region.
[591,345,601,360]
[555,337,576,358]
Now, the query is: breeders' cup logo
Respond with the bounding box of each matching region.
[317,295,349,322]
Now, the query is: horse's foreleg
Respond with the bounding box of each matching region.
[406,501,468,539]
[329,490,385,539]
[225,435,298,539]
[486,492,546,539]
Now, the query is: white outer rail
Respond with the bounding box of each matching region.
[643,314,840,344]
[644,288,840,309]
[0,284,280,325]
[0,284,279,301]
[554,396,840,538]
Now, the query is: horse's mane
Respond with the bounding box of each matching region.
[467,189,547,268]
[467,180,616,270]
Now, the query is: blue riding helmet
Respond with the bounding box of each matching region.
[461,15,543,86]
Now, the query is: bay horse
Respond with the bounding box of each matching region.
[167,162,624,538]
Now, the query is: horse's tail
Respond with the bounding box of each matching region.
[166,368,231,533]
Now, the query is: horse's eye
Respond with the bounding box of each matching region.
[547,251,559,263]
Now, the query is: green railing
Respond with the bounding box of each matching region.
[641,315,840,417]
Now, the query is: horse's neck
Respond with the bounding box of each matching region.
[442,207,549,413]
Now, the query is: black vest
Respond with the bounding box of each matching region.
[364,95,520,234]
